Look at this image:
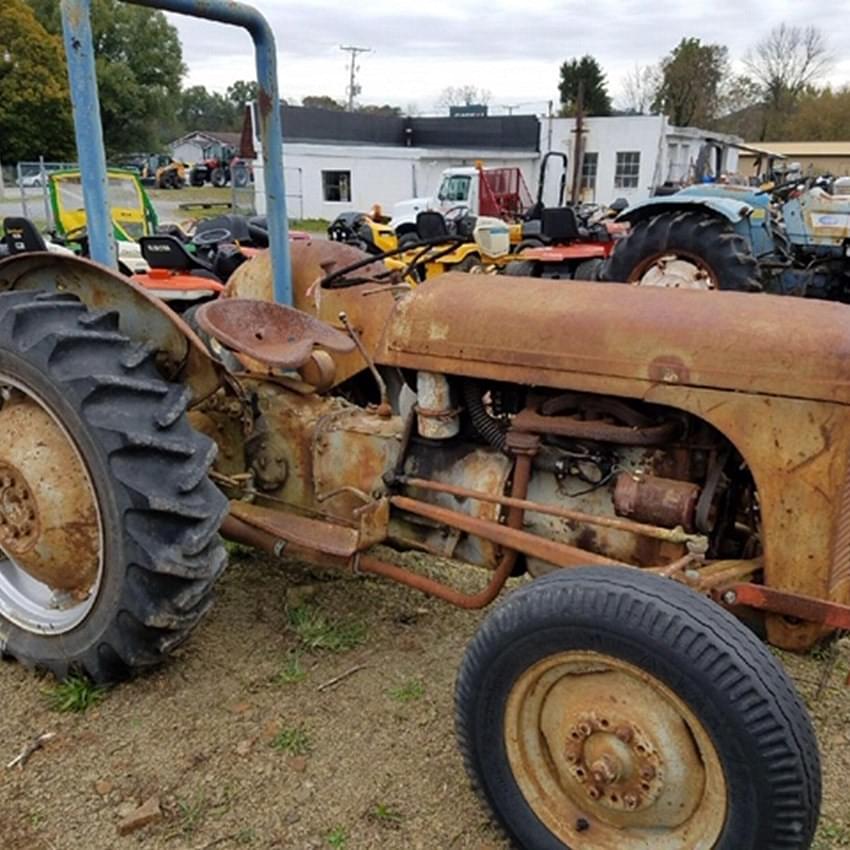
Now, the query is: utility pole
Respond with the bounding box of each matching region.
[570,81,586,205]
[340,45,371,112]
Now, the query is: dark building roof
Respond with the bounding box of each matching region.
[242,106,540,155]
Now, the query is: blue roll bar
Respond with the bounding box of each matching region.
[59,0,292,304]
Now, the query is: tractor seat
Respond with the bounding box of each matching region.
[195,299,355,370]
[3,217,47,254]
[139,234,215,275]
[541,207,580,243]
[416,210,449,241]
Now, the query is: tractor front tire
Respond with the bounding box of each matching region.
[602,211,762,291]
[211,168,227,188]
[456,567,820,850]
[0,291,227,683]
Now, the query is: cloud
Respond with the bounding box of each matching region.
[167,0,850,109]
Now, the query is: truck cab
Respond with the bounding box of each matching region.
[390,167,480,237]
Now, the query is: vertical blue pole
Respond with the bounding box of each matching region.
[122,0,292,304]
[60,0,117,269]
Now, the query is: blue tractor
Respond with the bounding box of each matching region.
[602,178,850,299]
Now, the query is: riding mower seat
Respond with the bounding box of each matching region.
[415,210,450,241]
[540,206,582,243]
[3,217,48,255]
[139,234,219,280]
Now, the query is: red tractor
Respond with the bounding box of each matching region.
[189,143,251,188]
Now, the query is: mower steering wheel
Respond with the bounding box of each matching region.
[192,227,233,247]
[444,205,470,222]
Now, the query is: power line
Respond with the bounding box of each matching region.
[340,45,372,112]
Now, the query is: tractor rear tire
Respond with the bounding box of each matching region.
[0,291,227,683]
[602,211,762,292]
[456,567,820,850]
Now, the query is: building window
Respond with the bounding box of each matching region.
[322,170,351,202]
[615,152,641,189]
[581,152,598,190]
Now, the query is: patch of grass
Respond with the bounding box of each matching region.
[176,793,208,835]
[370,803,403,827]
[271,726,312,756]
[389,678,425,703]
[236,827,257,845]
[272,653,307,686]
[288,605,366,653]
[327,826,348,848]
[224,540,255,559]
[814,821,850,849]
[290,217,330,234]
[46,674,105,713]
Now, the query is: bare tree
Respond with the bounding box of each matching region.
[437,85,492,110]
[744,24,832,110]
[618,64,659,114]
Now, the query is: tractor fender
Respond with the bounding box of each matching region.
[0,252,222,403]
[618,195,754,227]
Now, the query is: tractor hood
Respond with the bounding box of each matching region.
[376,273,850,405]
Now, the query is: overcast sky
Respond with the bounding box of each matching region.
[168,0,850,114]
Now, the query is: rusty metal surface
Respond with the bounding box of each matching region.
[229,500,358,557]
[398,476,702,546]
[0,384,100,595]
[512,408,679,446]
[390,495,617,569]
[613,473,700,532]
[415,371,459,439]
[196,298,354,370]
[0,252,222,403]
[377,271,850,405]
[392,444,511,568]
[225,240,396,386]
[359,452,533,609]
[725,583,850,630]
[505,651,727,847]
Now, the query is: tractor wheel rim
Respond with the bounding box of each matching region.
[504,650,727,849]
[629,252,717,290]
[0,374,104,635]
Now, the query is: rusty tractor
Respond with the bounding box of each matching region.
[1,2,845,849]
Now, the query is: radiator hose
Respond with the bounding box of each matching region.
[463,380,507,452]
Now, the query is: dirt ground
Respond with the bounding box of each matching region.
[1,549,849,850]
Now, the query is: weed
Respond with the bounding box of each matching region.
[273,653,307,686]
[371,803,403,826]
[814,821,850,848]
[224,540,255,559]
[177,793,208,835]
[327,826,348,848]
[46,675,105,713]
[271,726,312,756]
[389,678,425,703]
[288,605,366,653]
[236,827,257,844]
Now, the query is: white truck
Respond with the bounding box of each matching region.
[390,165,532,238]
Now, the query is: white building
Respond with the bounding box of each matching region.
[168,131,244,166]
[250,106,742,221]
[541,116,742,207]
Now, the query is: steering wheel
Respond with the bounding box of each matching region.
[192,227,233,247]
[443,205,470,223]
[64,225,89,242]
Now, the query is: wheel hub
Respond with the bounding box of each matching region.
[505,651,726,849]
[632,254,717,290]
[563,714,664,813]
[0,463,40,554]
[0,378,103,633]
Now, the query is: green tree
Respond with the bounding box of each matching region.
[652,38,729,127]
[178,85,239,132]
[26,0,185,153]
[301,95,345,111]
[0,0,74,161]
[783,86,850,142]
[226,80,259,108]
[558,56,612,116]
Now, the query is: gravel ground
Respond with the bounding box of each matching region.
[1,548,849,850]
